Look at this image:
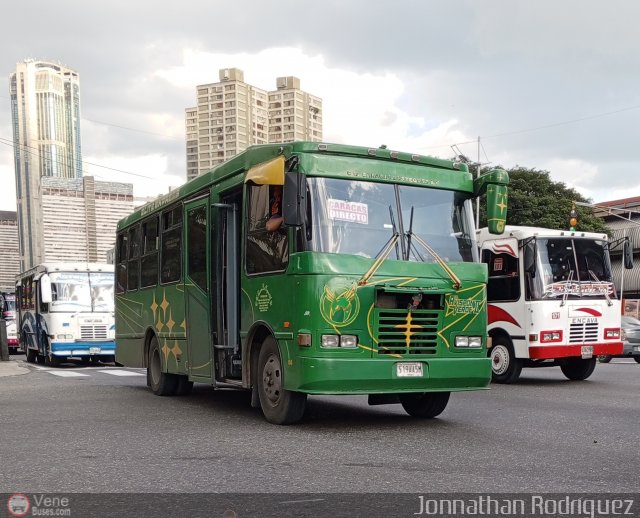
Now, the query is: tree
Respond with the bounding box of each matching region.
[478,166,608,233]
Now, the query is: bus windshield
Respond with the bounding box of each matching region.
[307,178,477,262]
[50,272,115,313]
[526,238,614,300]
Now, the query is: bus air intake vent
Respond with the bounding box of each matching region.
[376,309,439,355]
[569,322,599,343]
[80,325,108,340]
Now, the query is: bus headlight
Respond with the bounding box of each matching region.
[321,335,340,348]
[455,336,482,348]
[321,335,358,348]
[56,334,74,340]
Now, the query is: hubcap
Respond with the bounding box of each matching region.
[491,345,510,375]
[262,354,282,406]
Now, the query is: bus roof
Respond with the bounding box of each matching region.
[118,141,471,231]
[17,262,114,281]
[477,225,609,242]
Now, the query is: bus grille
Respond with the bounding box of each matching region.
[569,322,599,343]
[80,325,108,340]
[376,310,439,355]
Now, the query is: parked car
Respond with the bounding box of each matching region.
[598,315,640,363]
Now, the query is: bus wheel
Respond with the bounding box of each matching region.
[257,336,307,425]
[634,357,640,364]
[490,338,522,384]
[399,392,450,418]
[560,357,596,380]
[44,341,62,367]
[148,336,178,396]
[26,348,37,363]
[597,355,612,363]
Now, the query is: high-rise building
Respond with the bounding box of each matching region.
[186,68,322,180]
[40,176,134,264]
[0,211,20,291]
[9,60,83,270]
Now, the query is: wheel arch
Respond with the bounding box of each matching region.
[244,321,278,390]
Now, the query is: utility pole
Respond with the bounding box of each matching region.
[476,136,481,228]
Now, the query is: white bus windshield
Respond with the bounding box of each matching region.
[307,178,477,262]
[50,272,114,313]
[526,238,614,300]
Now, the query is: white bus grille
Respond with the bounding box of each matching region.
[569,322,599,343]
[80,325,108,340]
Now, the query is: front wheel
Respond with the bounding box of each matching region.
[560,357,597,380]
[148,336,178,396]
[26,347,37,363]
[490,338,522,383]
[597,355,612,363]
[257,336,306,425]
[399,392,450,418]
[634,356,640,364]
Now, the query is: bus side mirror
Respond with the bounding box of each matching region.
[474,168,509,235]
[40,274,52,304]
[283,172,306,227]
[486,184,508,235]
[624,238,634,269]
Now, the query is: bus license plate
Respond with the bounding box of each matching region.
[396,362,423,377]
[89,347,101,354]
[581,346,593,359]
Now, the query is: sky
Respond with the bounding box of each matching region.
[2,0,640,212]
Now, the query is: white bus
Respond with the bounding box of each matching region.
[16,263,115,366]
[477,226,633,383]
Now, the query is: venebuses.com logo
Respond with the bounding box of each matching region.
[7,493,30,517]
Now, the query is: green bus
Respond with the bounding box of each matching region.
[115,142,508,424]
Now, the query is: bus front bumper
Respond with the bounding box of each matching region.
[50,341,116,357]
[528,342,623,360]
[284,357,492,394]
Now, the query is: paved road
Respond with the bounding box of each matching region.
[1,357,638,494]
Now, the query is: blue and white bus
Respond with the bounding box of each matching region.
[16,263,115,366]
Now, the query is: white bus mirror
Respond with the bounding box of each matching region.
[40,274,52,304]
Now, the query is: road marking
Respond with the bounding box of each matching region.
[98,369,145,377]
[47,371,91,377]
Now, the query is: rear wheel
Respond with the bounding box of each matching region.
[490,338,522,383]
[257,336,306,425]
[597,355,612,363]
[399,392,450,418]
[148,336,178,396]
[560,357,597,380]
[26,347,37,363]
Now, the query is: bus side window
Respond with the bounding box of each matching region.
[116,232,128,294]
[245,184,289,275]
[141,216,159,288]
[161,205,183,284]
[483,249,520,302]
[128,224,141,291]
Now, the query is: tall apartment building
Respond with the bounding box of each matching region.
[0,212,20,291]
[41,176,134,264]
[9,60,83,270]
[186,68,322,180]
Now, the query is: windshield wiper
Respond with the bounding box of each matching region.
[406,227,462,290]
[560,270,574,307]
[587,269,613,306]
[358,205,401,286]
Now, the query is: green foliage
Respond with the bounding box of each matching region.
[478,166,608,233]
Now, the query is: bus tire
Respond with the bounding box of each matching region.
[489,337,522,383]
[176,376,194,396]
[257,336,306,425]
[26,347,37,363]
[399,391,450,418]
[44,340,62,367]
[634,357,640,364]
[560,357,596,380]
[597,355,612,363]
[148,336,178,396]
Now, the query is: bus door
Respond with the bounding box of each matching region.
[213,190,242,382]
[184,198,214,382]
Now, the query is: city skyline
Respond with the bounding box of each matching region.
[2,1,640,213]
